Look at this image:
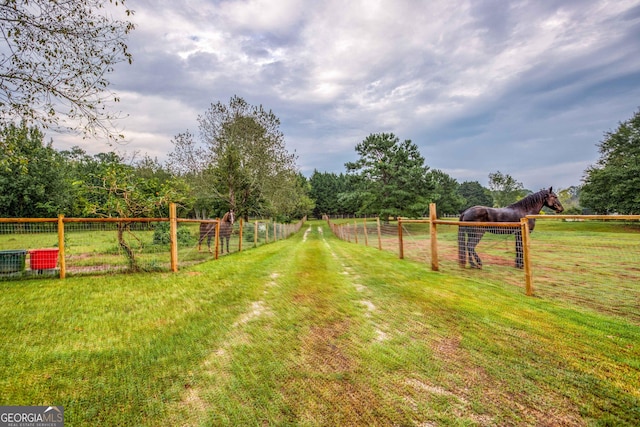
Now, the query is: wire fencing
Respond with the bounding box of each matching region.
[0,208,306,280]
[328,205,640,315]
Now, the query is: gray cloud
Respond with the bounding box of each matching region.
[51,0,640,191]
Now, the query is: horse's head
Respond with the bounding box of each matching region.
[544,187,564,213]
[228,210,235,224]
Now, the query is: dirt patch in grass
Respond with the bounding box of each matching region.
[428,332,585,426]
[299,321,353,374]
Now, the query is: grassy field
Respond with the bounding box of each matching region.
[0,221,638,425]
[340,218,640,325]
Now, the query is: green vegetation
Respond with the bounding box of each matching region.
[581,108,640,214]
[1,221,637,425]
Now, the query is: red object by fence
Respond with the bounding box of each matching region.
[29,248,59,270]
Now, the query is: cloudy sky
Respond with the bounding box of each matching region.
[54,0,640,191]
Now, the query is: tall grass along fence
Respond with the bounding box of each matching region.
[328,204,640,305]
[0,203,305,280]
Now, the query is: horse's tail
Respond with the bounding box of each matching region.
[458,214,467,268]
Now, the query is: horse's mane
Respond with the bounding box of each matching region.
[507,189,549,211]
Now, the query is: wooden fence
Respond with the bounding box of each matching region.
[328,204,640,297]
[0,203,306,280]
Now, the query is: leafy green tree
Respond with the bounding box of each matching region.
[268,172,314,222]
[458,181,493,210]
[581,109,640,214]
[345,133,433,219]
[488,171,525,207]
[171,96,302,220]
[166,130,216,218]
[81,154,188,271]
[0,123,71,217]
[557,186,582,214]
[428,169,465,216]
[0,0,135,139]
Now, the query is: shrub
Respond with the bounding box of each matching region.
[152,223,195,246]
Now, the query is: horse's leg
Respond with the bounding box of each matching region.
[206,233,213,253]
[458,227,467,267]
[515,230,523,268]
[197,230,205,252]
[218,234,226,254]
[468,227,484,269]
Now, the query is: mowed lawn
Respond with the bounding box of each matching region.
[0,221,638,426]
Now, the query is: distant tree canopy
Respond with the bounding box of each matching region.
[344,133,434,219]
[429,169,465,216]
[167,96,312,220]
[0,0,135,140]
[0,123,189,218]
[488,171,526,207]
[0,123,69,217]
[458,181,494,211]
[309,170,346,218]
[581,109,640,214]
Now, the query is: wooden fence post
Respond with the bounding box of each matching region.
[215,219,220,259]
[254,221,258,247]
[354,220,358,244]
[169,203,178,272]
[398,219,404,259]
[238,218,243,252]
[520,218,533,296]
[376,218,382,250]
[58,214,66,279]
[363,218,369,246]
[429,203,439,271]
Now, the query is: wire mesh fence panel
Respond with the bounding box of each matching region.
[399,222,431,262]
[64,220,172,276]
[328,213,640,322]
[437,222,528,287]
[241,220,273,249]
[378,221,400,253]
[527,219,640,323]
[0,213,307,280]
[0,221,59,279]
[394,221,528,289]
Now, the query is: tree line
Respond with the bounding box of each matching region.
[1,2,638,219]
[312,108,640,218]
[0,97,314,221]
[2,105,639,220]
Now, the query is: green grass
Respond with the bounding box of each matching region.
[350,219,640,324]
[0,221,638,425]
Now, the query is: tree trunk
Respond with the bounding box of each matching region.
[117,222,139,272]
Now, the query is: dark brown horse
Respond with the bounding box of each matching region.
[198,210,235,254]
[458,188,563,269]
